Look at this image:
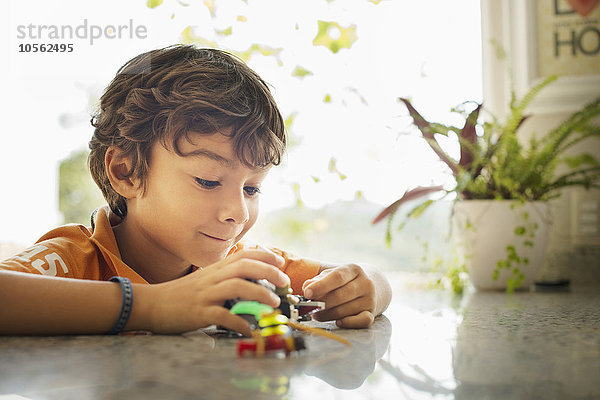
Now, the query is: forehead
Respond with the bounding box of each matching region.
[176,132,236,164]
[167,131,270,174]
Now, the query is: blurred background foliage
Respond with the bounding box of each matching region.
[58,149,105,224]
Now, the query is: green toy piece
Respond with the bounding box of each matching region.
[230,301,274,321]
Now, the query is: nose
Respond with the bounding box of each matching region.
[217,187,250,225]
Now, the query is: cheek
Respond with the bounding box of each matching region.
[247,198,260,225]
[236,199,260,239]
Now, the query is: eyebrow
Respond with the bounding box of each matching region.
[184,149,234,167]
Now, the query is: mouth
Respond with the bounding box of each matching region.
[201,232,235,242]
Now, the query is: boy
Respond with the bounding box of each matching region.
[0,45,391,336]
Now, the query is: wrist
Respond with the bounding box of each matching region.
[107,277,133,334]
[126,283,158,332]
[369,268,392,317]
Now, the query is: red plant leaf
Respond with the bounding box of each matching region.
[459,103,482,169]
[372,185,444,224]
[399,98,459,176]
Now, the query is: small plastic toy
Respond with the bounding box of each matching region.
[224,280,325,324]
[233,304,350,357]
[227,282,350,357]
[272,283,326,323]
[236,310,306,357]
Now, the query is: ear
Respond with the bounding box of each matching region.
[105,147,141,199]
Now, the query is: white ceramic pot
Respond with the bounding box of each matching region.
[452,200,551,291]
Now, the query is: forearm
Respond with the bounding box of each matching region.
[0,270,154,335]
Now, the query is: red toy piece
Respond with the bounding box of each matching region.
[237,335,291,356]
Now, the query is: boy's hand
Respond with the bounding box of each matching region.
[139,249,289,336]
[301,264,378,329]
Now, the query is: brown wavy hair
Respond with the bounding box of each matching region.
[89,45,286,218]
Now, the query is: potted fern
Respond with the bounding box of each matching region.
[373,75,600,292]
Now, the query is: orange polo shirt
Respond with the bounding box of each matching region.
[0,207,320,293]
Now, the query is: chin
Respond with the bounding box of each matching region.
[193,250,229,268]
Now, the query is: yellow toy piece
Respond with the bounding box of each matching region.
[258,313,289,328]
[260,324,291,338]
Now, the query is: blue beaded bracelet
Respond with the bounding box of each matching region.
[108,276,133,335]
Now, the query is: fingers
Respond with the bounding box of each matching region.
[313,277,372,309]
[302,264,378,329]
[202,249,290,288]
[219,248,286,271]
[303,266,375,310]
[205,278,282,308]
[302,265,361,299]
[335,311,375,329]
[204,306,252,336]
[208,259,290,288]
[312,295,375,323]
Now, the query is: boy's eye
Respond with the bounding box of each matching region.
[195,178,260,196]
[195,178,220,189]
[244,186,261,196]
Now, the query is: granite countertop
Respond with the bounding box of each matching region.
[1,276,599,400]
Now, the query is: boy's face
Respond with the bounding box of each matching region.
[126,131,269,268]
